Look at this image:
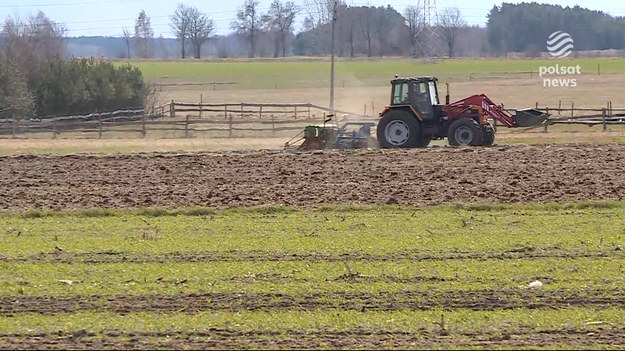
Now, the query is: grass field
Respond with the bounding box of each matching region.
[131,57,625,88]
[121,57,625,118]
[2,202,624,348]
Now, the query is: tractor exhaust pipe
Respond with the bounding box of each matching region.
[445,82,450,105]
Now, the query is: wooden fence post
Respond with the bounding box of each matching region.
[228,113,233,138]
[602,108,607,132]
[544,107,549,133]
[98,112,102,139]
[52,118,57,139]
[571,102,574,118]
[240,102,244,119]
[558,100,562,116]
[259,105,263,119]
[185,115,189,138]
[224,104,228,120]
[199,94,203,118]
[170,100,175,118]
[142,113,146,137]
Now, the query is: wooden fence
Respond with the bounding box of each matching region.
[0,102,369,139]
[495,101,625,133]
[1,100,624,139]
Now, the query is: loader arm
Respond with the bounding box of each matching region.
[443,94,516,127]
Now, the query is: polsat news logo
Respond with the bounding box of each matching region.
[547,31,574,58]
[540,31,579,88]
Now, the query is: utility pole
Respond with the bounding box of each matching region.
[330,0,338,114]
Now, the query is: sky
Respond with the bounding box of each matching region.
[1,0,624,38]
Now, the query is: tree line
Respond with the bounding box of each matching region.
[0,12,148,120]
[122,1,625,59]
[487,2,625,55]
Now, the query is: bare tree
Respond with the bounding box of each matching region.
[336,4,357,57]
[3,12,65,60]
[404,5,423,57]
[303,0,337,29]
[122,28,132,58]
[134,10,154,58]
[437,7,466,58]
[231,0,262,58]
[170,3,192,59]
[2,12,65,88]
[262,0,298,57]
[358,7,374,57]
[374,7,392,57]
[188,7,214,59]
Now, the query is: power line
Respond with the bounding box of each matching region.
[0,0,139,8]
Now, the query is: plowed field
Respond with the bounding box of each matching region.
[1,144,624,211]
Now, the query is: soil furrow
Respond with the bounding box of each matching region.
[2,289,624,315]
[1,327,623,349]
[1,144,624,210]
[1,248,620,264]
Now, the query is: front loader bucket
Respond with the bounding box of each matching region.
[513,108,549,127]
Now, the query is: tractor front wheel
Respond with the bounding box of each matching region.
[377,110,422,148]
[448,118,484,146]
[416,134,431,148]
[482,123,495,146]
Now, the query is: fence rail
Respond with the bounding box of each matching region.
[2,100,624,139]
[0,101,365,139]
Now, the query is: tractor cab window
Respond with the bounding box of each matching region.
[413,82,429,103]
[392,83,410,104]
[428,81,440,105]
[412,82,434,119]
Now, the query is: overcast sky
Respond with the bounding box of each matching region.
[1,0,624,38]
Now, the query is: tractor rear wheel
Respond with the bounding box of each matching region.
[448,118,484,146]
[482,123,495,146]
[377,110,422,148]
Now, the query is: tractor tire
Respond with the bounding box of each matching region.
[416,134,431,148]
[482,123,495,146]
[448,117,484,146]
[377,110,422,148]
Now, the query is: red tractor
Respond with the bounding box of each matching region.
[377,76,548,147]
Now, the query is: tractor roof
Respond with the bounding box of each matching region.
[391,76,438,84]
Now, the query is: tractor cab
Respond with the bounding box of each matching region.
[390,77,441,120]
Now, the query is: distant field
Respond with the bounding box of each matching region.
[128,57,625,89]
[119,57,625,114]
[1,203,625,349]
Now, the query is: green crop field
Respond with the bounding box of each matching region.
[128,57,625,89]
[2,202,625,349]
